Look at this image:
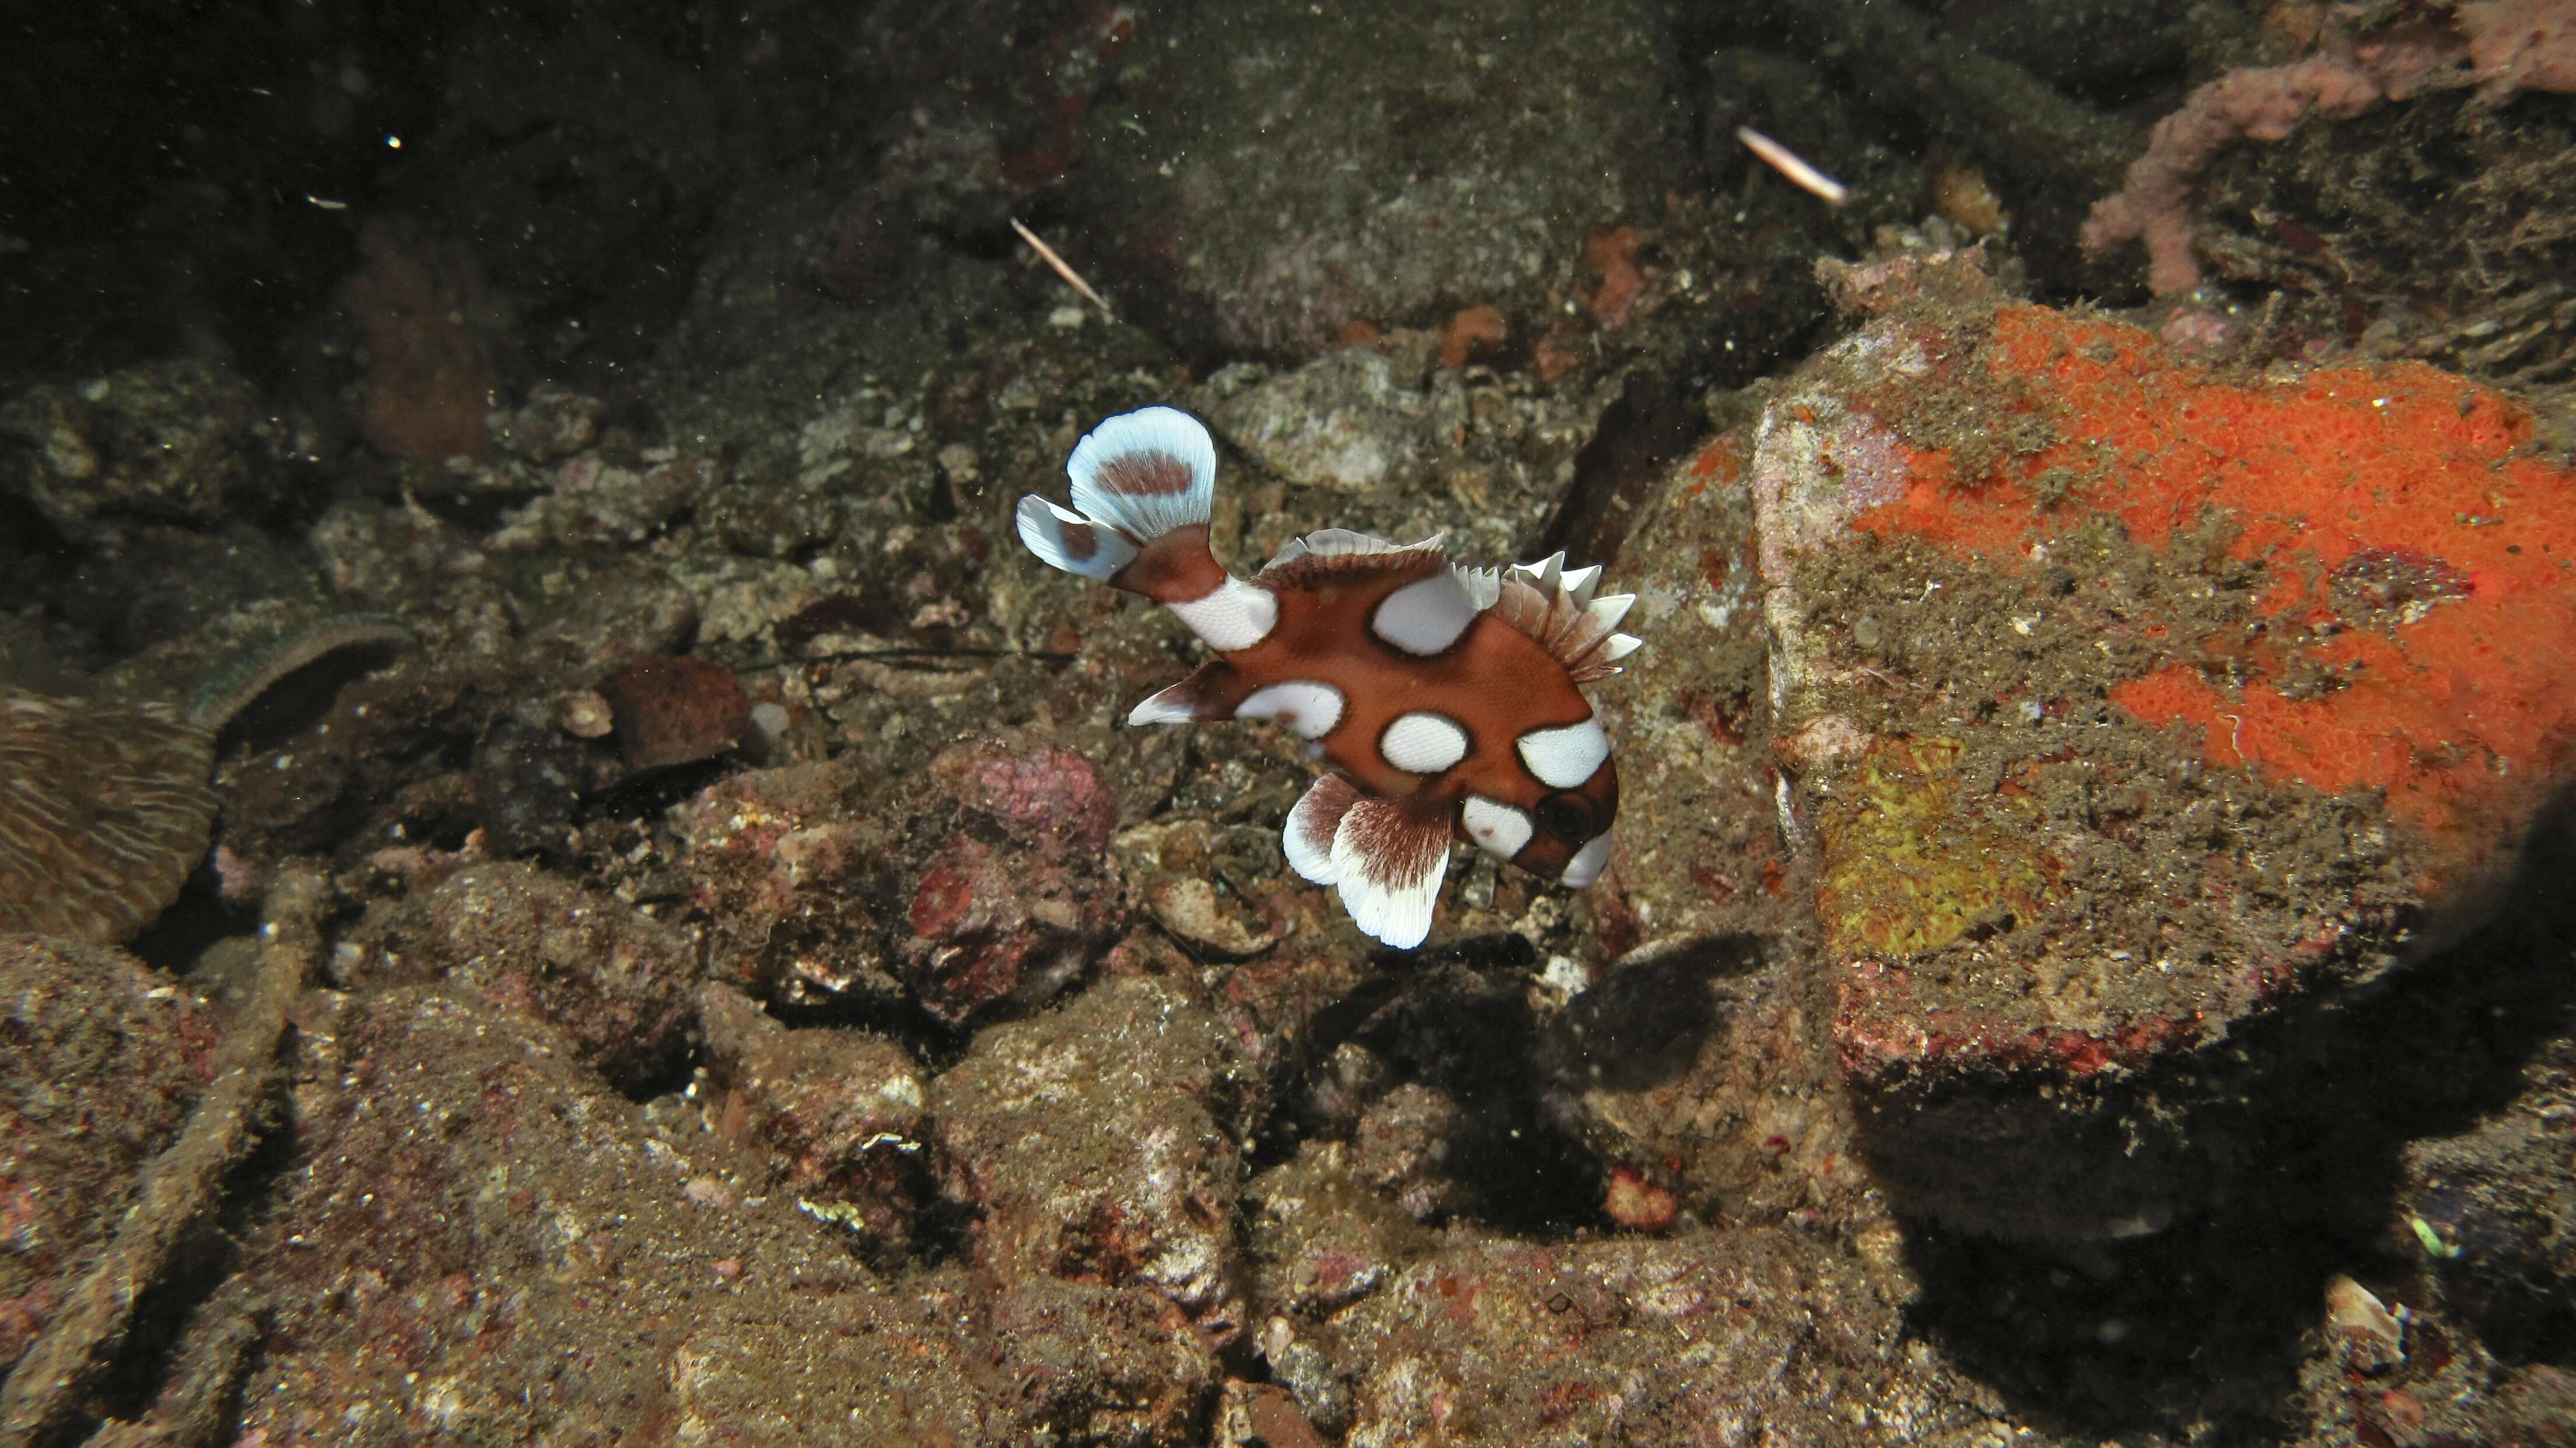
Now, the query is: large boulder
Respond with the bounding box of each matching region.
[1069,0,1692,359]
[1743,258,2576,1241]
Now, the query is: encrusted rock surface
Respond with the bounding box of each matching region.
[340,860,699,1091]
[927,975,1253,1443]
[1746,260,2576,1242]
[979,1274,1223,1447]
[1244,1141,1439,1320]
[930,976,1248,1324]
[1310,1226,1965,1447]
[0,358,286,542]
[677,737,1124,1018]
[0,938,215,1379]
[1565,419,1787,950]
[695,983,930,1262]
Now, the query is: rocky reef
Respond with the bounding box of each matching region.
[4,2,2574,1445]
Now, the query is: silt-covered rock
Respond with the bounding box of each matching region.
[233,986,993,1445]
[0,357,288,542]
[1244,1140,1438,1319]
[695,982,931,1263]
[1311,1226,1961,1447]
[930,976,1246,1323]
[0,938,215,1379]
[339,859,698,1091]
[676,737,1123,1019]
[1069,0,1692,359]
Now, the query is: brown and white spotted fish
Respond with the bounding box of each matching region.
[1017,406,1640,949]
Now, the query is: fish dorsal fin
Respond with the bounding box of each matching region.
[1450,563,1500,610]
[1494,552,1643,683]
[1279,527,1420,561]
[1255,530,1447,590]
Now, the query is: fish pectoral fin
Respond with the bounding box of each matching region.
[1327,792,1454,951]
[1126,660,1247,727]
[1284,773,1362,885]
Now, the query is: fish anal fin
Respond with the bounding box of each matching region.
[1126,659,1250,726]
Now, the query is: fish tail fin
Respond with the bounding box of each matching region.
[1016,495,1140,584]
[1017,405,1219,593]
[1067,405,1217,551]
[1022,405,1279,650]
[1017,404,1224,594]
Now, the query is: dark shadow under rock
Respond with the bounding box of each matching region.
[1549,934,1765,1094]
[1891,802,2576,1441]
[1536,932,1883,1232]
[1296,948,1610,1236]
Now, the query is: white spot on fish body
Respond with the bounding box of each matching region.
[1378,711,1469,774]
[1460,795,1532,861]
[1370,572,1478,655]
[1237,680,1344,739]
[1561,833,1614,887]
[1167,577,1278,650]
[1516,718,1609,789]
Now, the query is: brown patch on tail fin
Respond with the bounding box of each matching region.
[1093,450,1198,497]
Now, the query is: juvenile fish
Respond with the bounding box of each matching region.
[1018,406,1639,948]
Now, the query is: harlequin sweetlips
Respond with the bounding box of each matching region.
[1017,406,1641,951]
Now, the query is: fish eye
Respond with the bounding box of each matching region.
[1534,793,1592,842]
